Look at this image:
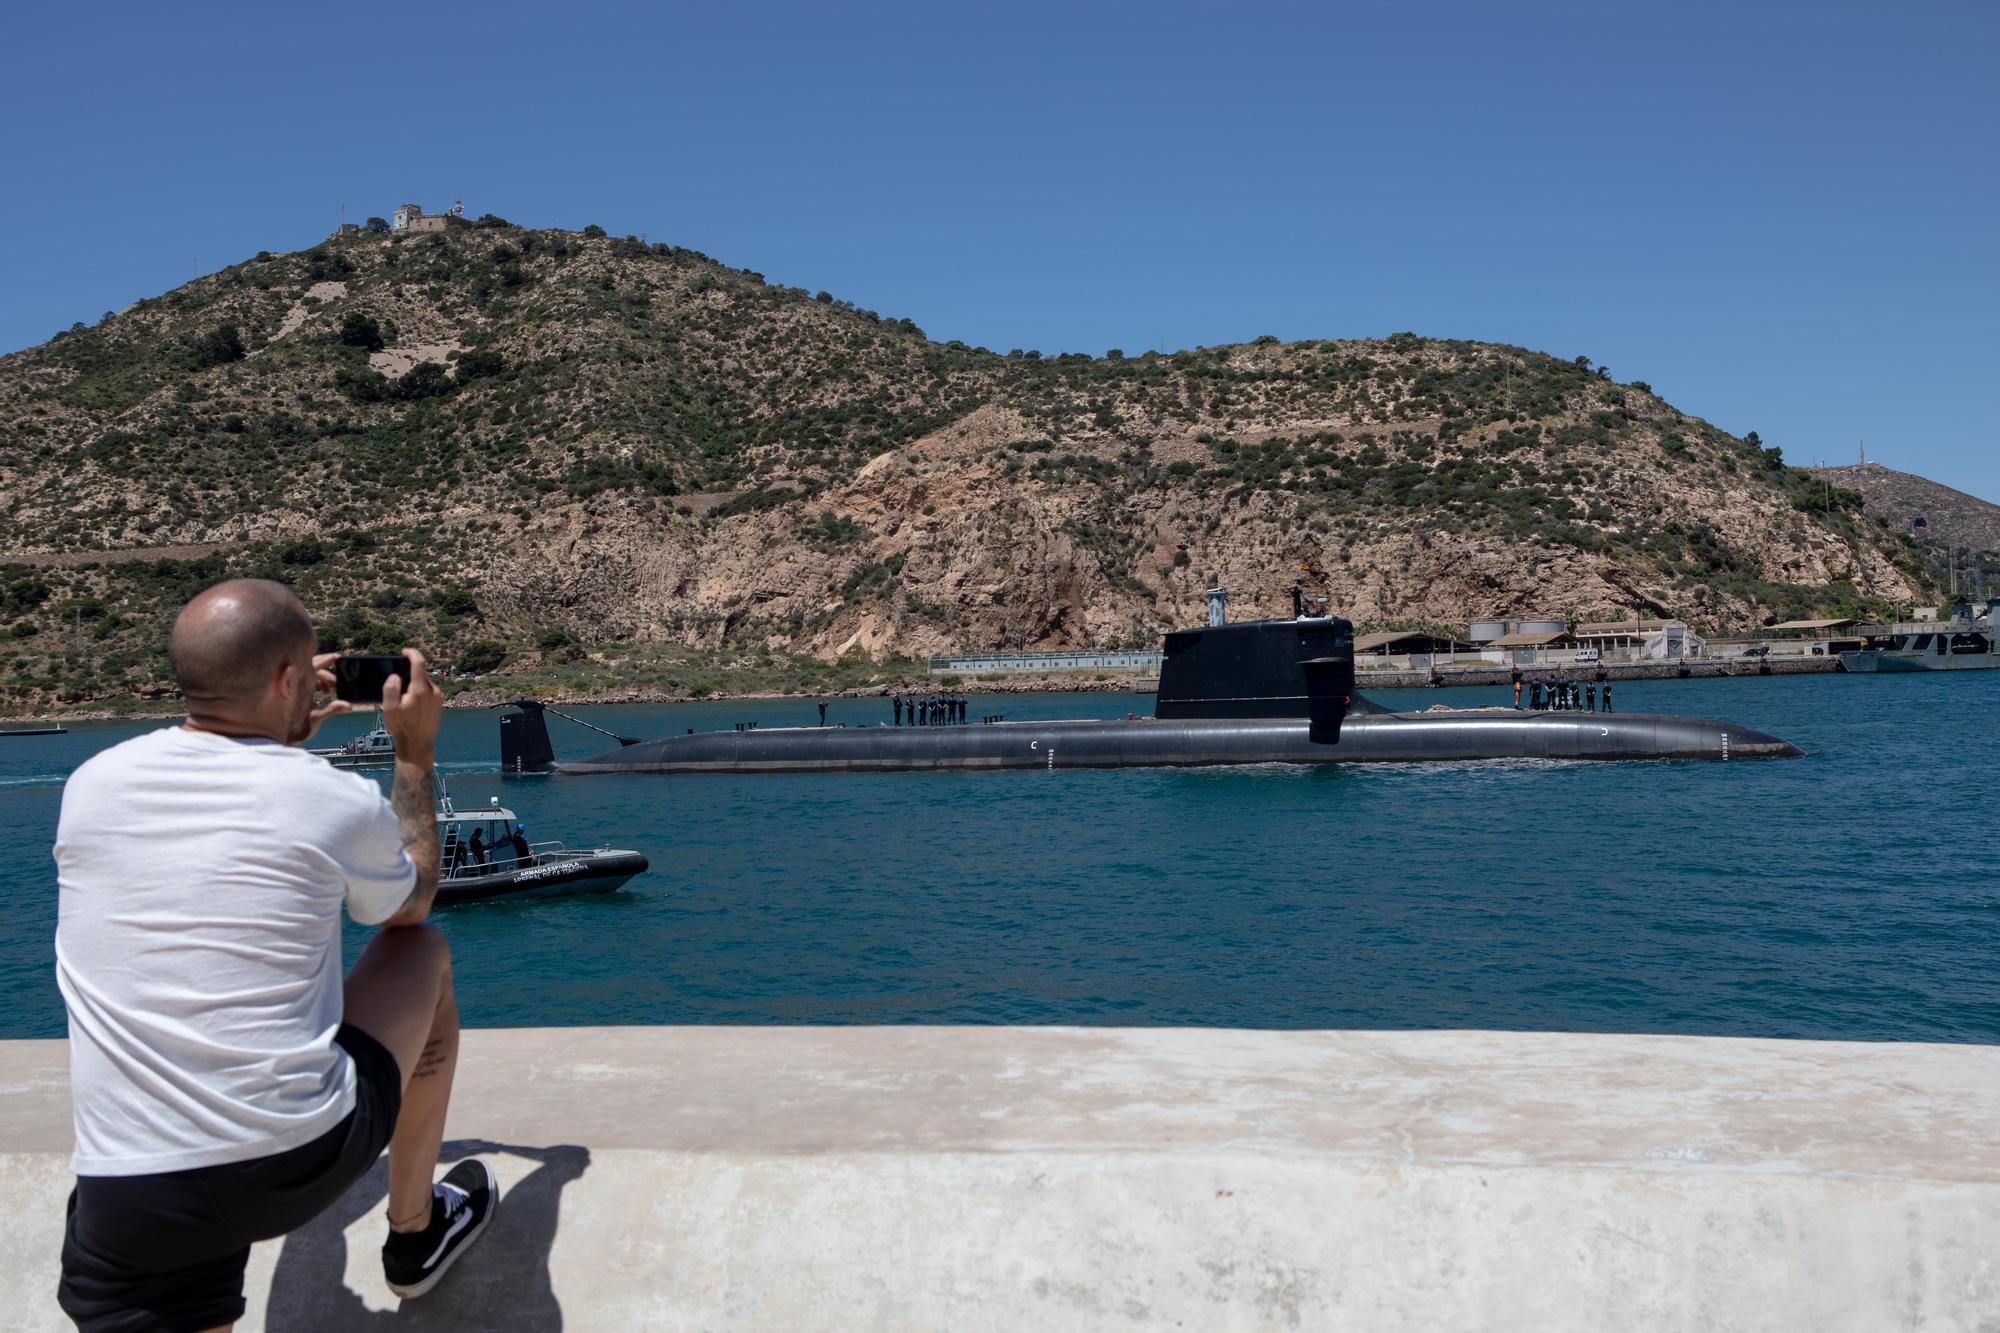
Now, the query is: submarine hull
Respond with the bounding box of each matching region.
[559,710,1801,775]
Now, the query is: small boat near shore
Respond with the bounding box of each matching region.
[435,793,648,905]
[310,724,397,768]
[0,724,68,737]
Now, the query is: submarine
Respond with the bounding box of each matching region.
[505,593,1802,775]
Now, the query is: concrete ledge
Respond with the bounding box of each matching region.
[3,1027,1997,1329]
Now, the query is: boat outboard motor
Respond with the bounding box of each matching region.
[1155,614,1355,743]
[500,700,556,773]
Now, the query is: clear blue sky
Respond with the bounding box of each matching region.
[6,1,1995,498]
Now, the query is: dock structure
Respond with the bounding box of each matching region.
[3,1027,1995,1329]
[927,649,1163,675]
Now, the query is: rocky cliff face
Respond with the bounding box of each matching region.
[1804,462,2000,591]
[0,225,1934,704]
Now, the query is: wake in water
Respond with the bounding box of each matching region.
[0,773,68,791]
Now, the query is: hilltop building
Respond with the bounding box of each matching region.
[335,202,466,239]
[392,200,468,233]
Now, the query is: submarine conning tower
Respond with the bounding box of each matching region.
[1154,588,1355,742]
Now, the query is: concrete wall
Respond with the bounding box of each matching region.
[3,1026,1996,1330]
[1357,655,1845,688]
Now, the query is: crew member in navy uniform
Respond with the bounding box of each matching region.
[1602,684,1613,713]
[818,701,828,727]
[892,694,903,726]
[1586,683,1597,712]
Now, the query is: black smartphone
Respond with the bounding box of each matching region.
[333,654,412,705]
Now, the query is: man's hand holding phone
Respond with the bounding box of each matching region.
[377,649,441,763]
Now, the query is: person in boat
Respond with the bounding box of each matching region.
[466,826,487,867]
[511,824,532,868]
[51,580,496,1329]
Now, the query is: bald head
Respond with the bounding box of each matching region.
[170,579,315,705]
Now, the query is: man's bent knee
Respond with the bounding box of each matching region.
[362,922,451,981]
[344,925,454,1086]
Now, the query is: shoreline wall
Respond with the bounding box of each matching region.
[2,1026,1995,1329]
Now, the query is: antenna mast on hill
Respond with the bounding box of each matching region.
[1859,440,1866,465]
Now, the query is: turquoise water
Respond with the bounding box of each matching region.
[3,673,1995,1042]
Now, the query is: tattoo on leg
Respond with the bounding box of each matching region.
[413,1036,447,1079]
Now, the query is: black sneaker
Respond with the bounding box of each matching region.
[382,1158,499,1299]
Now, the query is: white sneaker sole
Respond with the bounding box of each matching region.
[386,1159,500,1300]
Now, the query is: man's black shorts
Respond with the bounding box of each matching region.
[58,1023,402,1333]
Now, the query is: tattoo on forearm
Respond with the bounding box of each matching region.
[391,765,437,856]
[413,1036,447,1080]
[388,762,440,917]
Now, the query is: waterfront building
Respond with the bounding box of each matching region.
[1573,619,1706,659]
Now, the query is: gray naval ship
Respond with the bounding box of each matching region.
[508,595,1801,775]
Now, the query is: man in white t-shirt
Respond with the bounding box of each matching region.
[54,579,498,1331]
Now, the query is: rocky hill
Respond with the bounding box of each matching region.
[1804,462,2000,589]
[0,222,1934,708]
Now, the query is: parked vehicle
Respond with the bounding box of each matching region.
[1743,645,1771,658]
[1572,649,1600,663]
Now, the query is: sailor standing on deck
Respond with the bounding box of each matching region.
[892,694,903,726]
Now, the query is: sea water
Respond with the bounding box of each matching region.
[2,672,1993,1042]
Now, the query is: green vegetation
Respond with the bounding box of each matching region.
[0,223,1937,714]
